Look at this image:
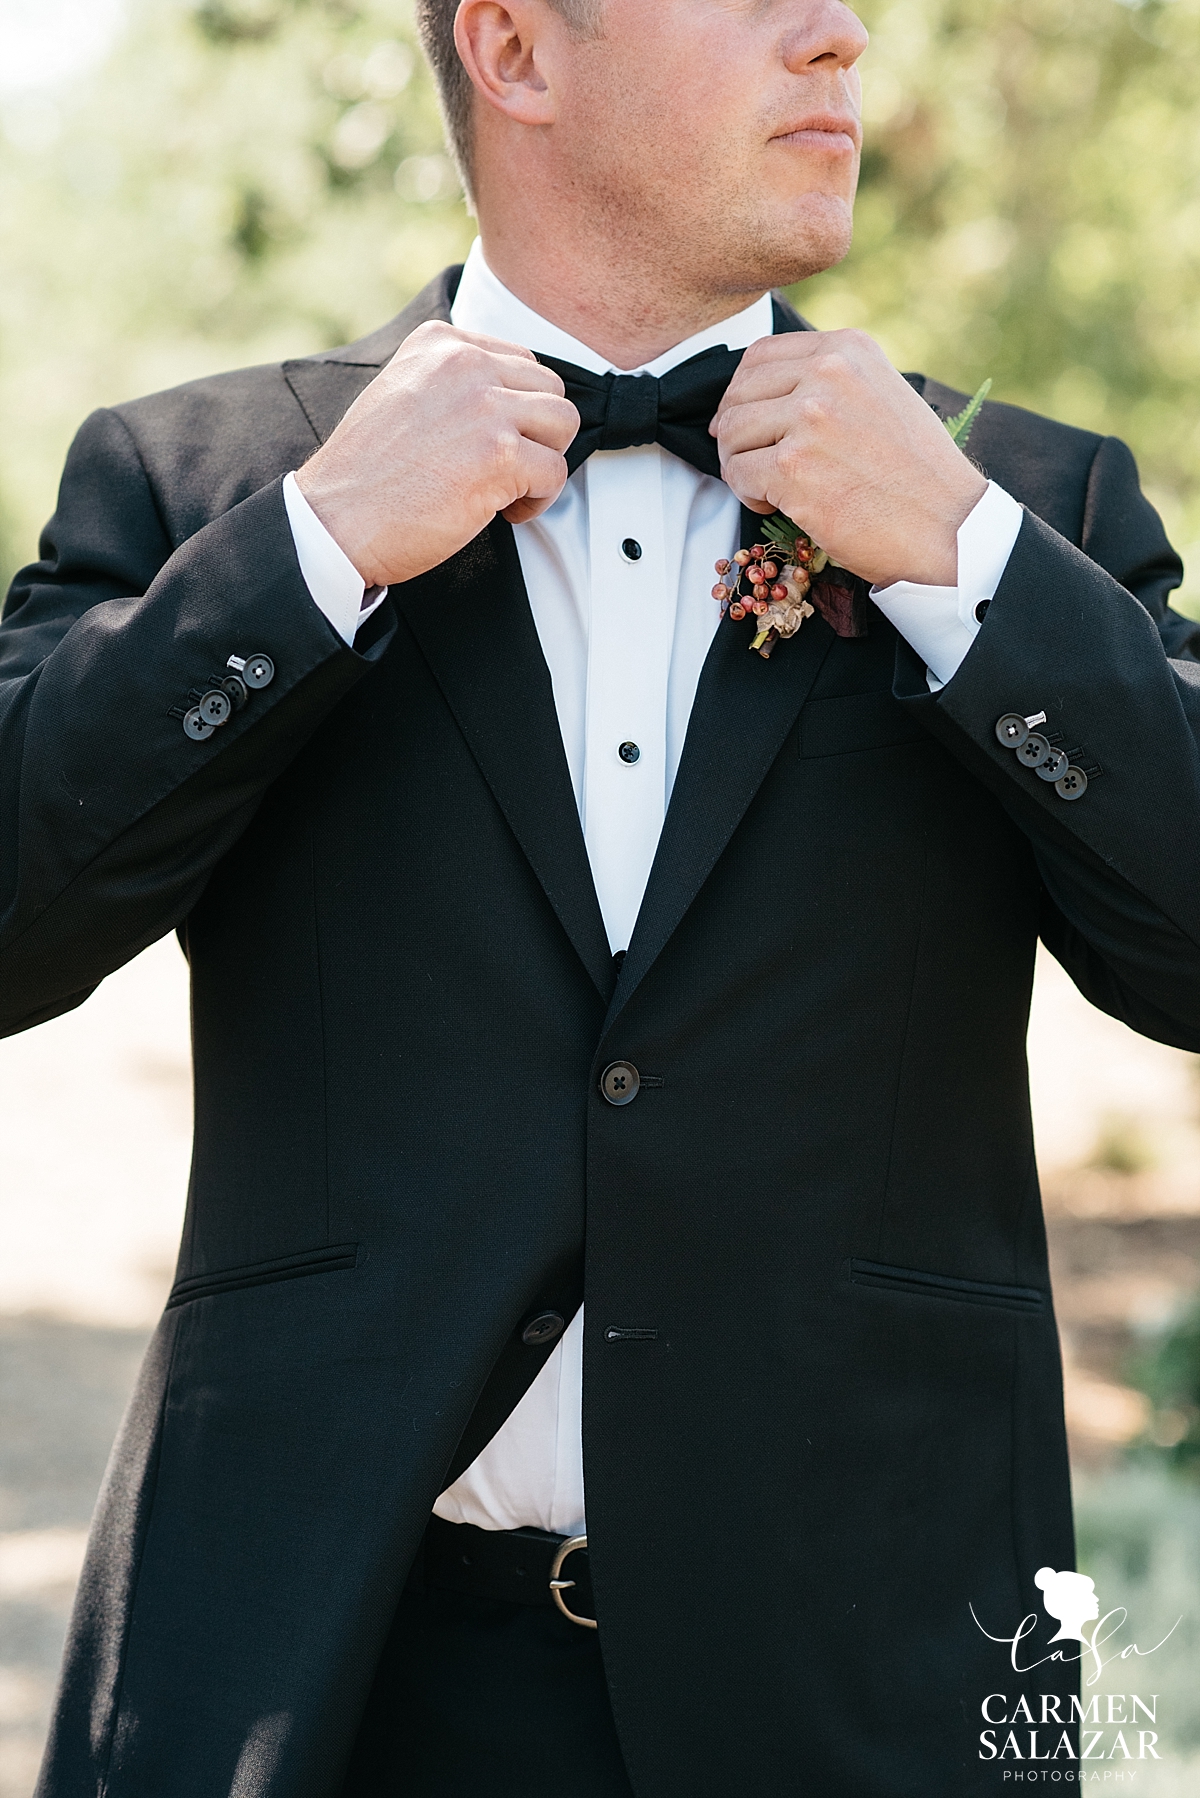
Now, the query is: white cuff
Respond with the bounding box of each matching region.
[870,482,1024,691]
[283,471,387,647]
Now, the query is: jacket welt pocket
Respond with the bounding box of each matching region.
[798,690,928,759]
[166,1244,359,1308]
[849,1258,1046,1314]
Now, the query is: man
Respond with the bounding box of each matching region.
[2,0,1198,1793]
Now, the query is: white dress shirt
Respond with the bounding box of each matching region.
[284,239,1023,1537]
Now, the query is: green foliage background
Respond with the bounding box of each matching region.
[2,0,1199,609]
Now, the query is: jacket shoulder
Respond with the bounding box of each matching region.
[910,374,1103,544]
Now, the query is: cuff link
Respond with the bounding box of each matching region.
[173,652,276,741]
[995,711,1099,802]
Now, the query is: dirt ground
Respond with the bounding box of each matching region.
[1,935,1198,1794]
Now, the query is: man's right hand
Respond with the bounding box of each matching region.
[294,321,579,590]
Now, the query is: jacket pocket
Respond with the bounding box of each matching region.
[166,1243,359,1308]
[798,689,928,758]
[849,1257,1046,1314]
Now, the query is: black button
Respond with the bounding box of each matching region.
[198,689,232,728]
[183,707,214,742]
[242,653,275,690]
[221,673,249,710]
[995,713,1029,749]
[600,1061,640,1106]
[974,599,991,623]
[612,950,626,972]
[621,539,643,562]
[618,742,640,764]
[1035,747,1069,783]
[1016,732,1050,768]
[1055,767,1088,802]
[521,1310,566,1347]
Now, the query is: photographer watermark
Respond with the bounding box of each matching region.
[971,1567,1182,1769]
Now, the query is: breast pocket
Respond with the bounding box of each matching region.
[798,689,929,759]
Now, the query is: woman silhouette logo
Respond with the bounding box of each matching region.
[1034,1567,1100,1644]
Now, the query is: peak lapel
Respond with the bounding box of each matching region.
[281,266,463,445]
[603,294,819,1018]
[397,528,614,1003]
[282,265,611,1000]
[608,501,835,1024]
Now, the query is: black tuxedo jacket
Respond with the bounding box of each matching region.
[3,269,1200,1797]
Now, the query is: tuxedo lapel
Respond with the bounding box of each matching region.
[281,265,612,1001]
[281,266,463,442]
[396,528,615,1001]
[603,296,825,1019]
[609,504,835,1022]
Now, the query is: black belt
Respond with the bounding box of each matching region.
[418,1517,596,1629]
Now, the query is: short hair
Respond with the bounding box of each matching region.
[415,0,603,194]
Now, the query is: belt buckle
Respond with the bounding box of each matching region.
[549,1535,596,1629]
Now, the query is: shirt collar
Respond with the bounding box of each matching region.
[449,237,775,377]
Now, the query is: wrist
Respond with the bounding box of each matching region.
[294,463,387,590]
[871,468,988,590]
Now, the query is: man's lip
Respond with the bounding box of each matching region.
[770,116,860,152]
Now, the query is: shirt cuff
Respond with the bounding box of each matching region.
[869,481,1024,692]
[282,470,387,647]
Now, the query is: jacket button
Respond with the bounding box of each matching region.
[1015,731,1050,768]
[600,1061,640,1106]
[1035,747,1069,782]
[974,599,991,623]
[1055,767,1088,801]
[221,673,249,710]
[995,713,1029,748]
[242,653,275,689]
[183,707,214,742]
[198,689,232,728]
[521,1311,566,1347]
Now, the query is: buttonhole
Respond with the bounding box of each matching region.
[605,1327,658,1342]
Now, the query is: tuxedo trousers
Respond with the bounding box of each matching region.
[341,1554,637,1797]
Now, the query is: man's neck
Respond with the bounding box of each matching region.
[476,229,770,372]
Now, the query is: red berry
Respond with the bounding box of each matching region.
[750,599,767,615]
[729,602,746,619]
[762,560,779,580]
[714,559,732,576]
[771,583,787,601]
[712,583,730,602]
[733,549,752,567]
[753,582,769,600]
[750,543,766,559]
[796,544,811,563]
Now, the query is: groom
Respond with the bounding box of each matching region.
[4,1,1199,1794]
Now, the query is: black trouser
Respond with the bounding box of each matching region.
[342,1534,637,1797]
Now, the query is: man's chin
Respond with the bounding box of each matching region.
[717,198,853,296]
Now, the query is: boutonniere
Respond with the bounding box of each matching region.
[712,379,992,659]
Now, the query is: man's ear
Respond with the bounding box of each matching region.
[455,1,558,127]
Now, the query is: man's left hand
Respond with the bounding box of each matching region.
[711,330,987,589]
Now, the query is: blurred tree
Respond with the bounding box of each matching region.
[1130,1301,1200,1476]
[2,0,1199,605]
[800,0,1200,596]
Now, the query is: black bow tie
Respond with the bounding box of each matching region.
[536,345,745,479]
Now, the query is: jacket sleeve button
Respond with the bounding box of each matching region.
[242,653,275,689]
[995,713,1029,748]
[198,689,232,728]
[1015,731,1051,768]
[1055,767,1088,801]
[183,707,215,742]
[1035,747,1070,782]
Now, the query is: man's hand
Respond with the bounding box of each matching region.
[295,321,580,589]
[711,331,987,589]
